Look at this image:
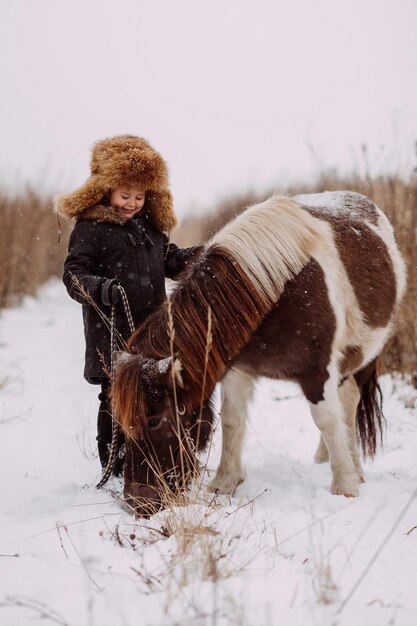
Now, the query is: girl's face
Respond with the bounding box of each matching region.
[110,187,146,218]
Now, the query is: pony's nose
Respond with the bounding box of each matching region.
[123,482,162,518]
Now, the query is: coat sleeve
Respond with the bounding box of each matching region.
[63,221,106,305]
[163,235,203,280]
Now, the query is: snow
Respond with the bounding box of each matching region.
[295,191,369,214]
[1,280,416,626]
[295,191,354,208]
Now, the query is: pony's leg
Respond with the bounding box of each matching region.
[314,435,329,464]
[313,376,363,474]
[338,375,364,482]
[307,370,360,497]
[208,368,255,495]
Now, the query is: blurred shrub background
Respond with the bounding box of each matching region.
[0,170,415,381]
[0,188,71,308]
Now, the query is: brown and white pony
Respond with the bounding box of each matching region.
[112,192,406,516]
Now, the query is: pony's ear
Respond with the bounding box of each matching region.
[171,357,184,388]
[156,356,184,388]
[112,350,136,369]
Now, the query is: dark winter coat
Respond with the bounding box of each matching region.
[63,207,201,383]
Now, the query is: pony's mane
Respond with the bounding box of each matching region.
[209,194,321,300]
[125,195,323,410]
[127,249,272,408]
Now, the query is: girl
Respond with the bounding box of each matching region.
[54,135,201,475]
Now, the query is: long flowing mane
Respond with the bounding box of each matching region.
[114,196,323,432]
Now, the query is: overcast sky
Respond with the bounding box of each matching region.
[1,1,416,216]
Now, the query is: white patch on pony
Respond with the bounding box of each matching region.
[366,212,407,307]
[209,194,323,303]
[307,218,361,352]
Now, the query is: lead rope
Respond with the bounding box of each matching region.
[96,286,135,489]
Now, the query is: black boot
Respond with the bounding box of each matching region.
[96,381,125,476]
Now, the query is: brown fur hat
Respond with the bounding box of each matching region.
[53,134,177,231]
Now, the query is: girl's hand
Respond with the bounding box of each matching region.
[101,279,122,306]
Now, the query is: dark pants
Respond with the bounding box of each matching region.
[97,380,125,476]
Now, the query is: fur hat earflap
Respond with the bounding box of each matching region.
[54,135,177,231]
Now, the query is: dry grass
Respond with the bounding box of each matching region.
[174,172,417,381]
[104,474,266,624]
[0,187,70,307]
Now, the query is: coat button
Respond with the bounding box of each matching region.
[127,233,137,247]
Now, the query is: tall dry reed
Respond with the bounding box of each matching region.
[0,188,70,307]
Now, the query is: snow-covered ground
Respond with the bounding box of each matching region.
[1,280,416,626]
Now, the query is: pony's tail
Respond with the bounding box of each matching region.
[354,359,384,458]
[111,352,146,439]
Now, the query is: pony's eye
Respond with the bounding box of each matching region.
[147,417,162,430]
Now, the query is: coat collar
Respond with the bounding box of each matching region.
[77,204,134,225]
[54,189,177,232]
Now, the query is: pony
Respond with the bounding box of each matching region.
[111,191,406,516]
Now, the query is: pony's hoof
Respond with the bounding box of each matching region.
[208,471,245,496]
[331,476,359,498]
